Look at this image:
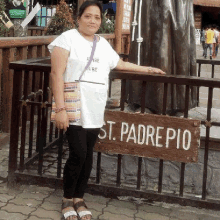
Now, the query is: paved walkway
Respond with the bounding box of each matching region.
[1,45,220,219]
[1,179,220,220]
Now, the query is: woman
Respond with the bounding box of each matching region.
[48,1,165,220]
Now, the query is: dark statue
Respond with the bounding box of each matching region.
[128,0,197,114]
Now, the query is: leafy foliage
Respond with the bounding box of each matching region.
[0,0,9,37]
[45,0,74,35]
[98,10,115,34]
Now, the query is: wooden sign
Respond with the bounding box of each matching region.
[194,11,202,29]
[95,110,201,163]
[122,0,133,31]
[115,0,133,53]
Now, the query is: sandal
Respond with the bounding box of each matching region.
[74,200,92,220]
[62,200,78,219]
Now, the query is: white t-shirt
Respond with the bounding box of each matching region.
[48,29,120,128]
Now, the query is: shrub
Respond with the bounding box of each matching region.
[0,0,9,37]
[98,10,115,34]
[45,0,74,35]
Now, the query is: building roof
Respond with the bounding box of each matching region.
[194,0,220,7]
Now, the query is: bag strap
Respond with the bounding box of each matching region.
[78,35,97,81]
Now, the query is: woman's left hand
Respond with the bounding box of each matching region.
[115,59,166,75]
[147,66,166,75]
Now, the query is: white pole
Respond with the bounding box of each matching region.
[131,0,138,42]
[137,0,143,65]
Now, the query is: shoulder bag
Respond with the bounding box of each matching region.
[51,35,97,123]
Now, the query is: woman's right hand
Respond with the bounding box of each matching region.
[55,110,69,131]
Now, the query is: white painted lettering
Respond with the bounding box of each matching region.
[166,128,176,148]
[156,126,164,147]
[138,124,145,145]
[182,129,191,150]
[121,122,129,141]
[176,129,181,149]
[126,124,137,143]
[99,122,107,139]
[107,121,116,140]
[146,125,155,146]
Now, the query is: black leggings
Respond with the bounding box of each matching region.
[63,125,100,199]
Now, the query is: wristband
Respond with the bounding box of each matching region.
[55,106,66,113]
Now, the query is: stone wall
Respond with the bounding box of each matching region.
[91,148,220,199]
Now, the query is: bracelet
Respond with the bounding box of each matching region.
[55,106,66,113]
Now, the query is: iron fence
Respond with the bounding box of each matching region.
[8,57,220,210]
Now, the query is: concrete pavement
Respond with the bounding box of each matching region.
[1,179,220,220]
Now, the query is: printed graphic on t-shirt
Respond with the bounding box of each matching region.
[87,66,98,72]
[87,57,99,73]
[87,57,100,63]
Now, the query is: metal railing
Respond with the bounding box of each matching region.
[8,57,220,210]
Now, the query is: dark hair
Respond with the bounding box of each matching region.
[78,0,103,20]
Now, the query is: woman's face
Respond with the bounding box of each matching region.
[78,6,102,36]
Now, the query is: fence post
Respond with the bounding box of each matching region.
[2,48,15,133]
[8,69,22,187]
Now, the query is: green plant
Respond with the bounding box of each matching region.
[98,10,115,34]
[45,0,74,35]
[0,0,9,37]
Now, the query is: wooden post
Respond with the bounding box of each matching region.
[115,0,123,54]
[115,0,133,54]
[8,69,22,186]
[2,48,15,133]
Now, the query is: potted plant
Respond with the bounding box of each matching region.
[98,10,115,34]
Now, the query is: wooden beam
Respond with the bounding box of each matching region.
[115,0,123,54]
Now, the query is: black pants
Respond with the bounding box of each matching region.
[63,125,100,199]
